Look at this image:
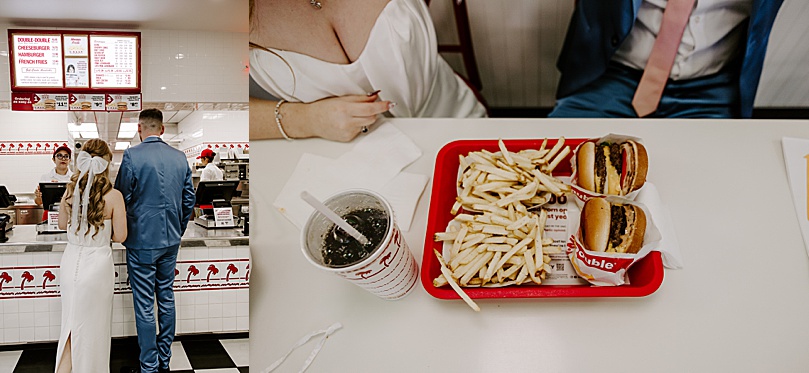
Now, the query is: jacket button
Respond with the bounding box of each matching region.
[611,35,619,47]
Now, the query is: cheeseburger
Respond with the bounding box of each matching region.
[80,102,92,110]
[581,198,646,254]
[577,140,647,195]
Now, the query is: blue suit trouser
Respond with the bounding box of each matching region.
[549,62,741,118]
[126,245,179,373]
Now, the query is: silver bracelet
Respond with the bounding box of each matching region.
[275,99,292,141]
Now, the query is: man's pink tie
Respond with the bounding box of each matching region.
[632,0,697,117]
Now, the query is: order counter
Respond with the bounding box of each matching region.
[0,223,249,345]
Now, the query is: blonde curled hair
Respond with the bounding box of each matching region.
[63,139,113,238]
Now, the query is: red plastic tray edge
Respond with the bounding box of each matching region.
[420,138,665,299]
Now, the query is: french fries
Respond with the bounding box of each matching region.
[433,139,572,308]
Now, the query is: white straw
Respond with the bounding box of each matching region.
[300,191,369,246]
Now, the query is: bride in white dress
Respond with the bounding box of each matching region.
[249,0,486,142]
[55,138,127,373]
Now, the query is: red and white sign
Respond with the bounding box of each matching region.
[214,207,235,227]
[91,35,138,88]
[0,265,60,299]
[11,93,70,111]
[114,259,250,294]
[9,29,140,112]
[63,34,88,56]
[183,143,250,158]
[0,141,70,155]
[69,93,106,111]
[0,259,250,300]
[105,94,141,111]
[11,33,63,88]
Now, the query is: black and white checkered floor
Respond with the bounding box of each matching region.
[0,334,248,372]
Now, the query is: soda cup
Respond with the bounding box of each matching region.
[301,190,419,300]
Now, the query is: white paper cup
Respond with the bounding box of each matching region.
[301,190,419,300]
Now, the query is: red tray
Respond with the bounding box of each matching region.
[421,138,664,299]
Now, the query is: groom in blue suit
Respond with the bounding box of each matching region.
[115,109,196,373]
[550,0,783,118]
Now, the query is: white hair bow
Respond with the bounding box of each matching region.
[71,151,109,235]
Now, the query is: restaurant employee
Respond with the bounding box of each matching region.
[34,146,72,205]
[198,149,223,181]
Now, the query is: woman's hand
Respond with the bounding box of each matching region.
[285,92,393,142]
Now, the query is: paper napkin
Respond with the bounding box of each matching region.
[636,183,684,269]
[273,122,428,231]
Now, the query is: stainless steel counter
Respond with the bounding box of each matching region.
[0,222,247,253]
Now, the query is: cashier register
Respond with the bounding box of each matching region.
[37,182,67,234]
[195,180,239,229]
[0,186,14,238]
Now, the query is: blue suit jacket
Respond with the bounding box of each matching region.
[114,136,196,250]
[556,0,783,118]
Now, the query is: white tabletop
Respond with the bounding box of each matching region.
[250,118,809,372]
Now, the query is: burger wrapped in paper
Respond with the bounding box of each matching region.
[570,134,648,206]
[566,196,661,286]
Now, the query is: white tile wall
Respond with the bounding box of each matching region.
[0,25,248,104]
[1,245,249,345]
[176,111,248,162]
[0,110,72,194]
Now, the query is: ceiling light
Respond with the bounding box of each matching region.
[117,122,138,139]
[120,122,138,132]
[160,86,167,90]
[81,130,99,139]
[68,122,97,135]
[191,129,204,138]
[115,142,130,151]
[175,53,185,59]
[0,51,8,57]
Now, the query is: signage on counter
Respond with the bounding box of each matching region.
[214,207,235,227]
[8,29,140,112]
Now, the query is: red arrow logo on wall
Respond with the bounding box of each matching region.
[20,271,34,290]
[42,270,55,289]
[206,264,219,282]
[0,272,11,291]
[226,264,238,282]
[187,265,199,283]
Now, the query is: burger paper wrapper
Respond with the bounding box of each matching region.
[566,196,662,286]
[569,133,646,208]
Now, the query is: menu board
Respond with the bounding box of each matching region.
[90,35,138,88]
[8,29,140,93]
[11,34,64,88]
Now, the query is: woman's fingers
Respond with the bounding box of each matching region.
[349,100,391,117]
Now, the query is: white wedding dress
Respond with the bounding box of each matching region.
[250,0,486,118]
[55,219,114,372]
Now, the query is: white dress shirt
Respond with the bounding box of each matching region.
[40,168,72,182]
[200,163,224,182]
[612,0,753,80]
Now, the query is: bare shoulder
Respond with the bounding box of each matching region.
[105,189,124,204]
